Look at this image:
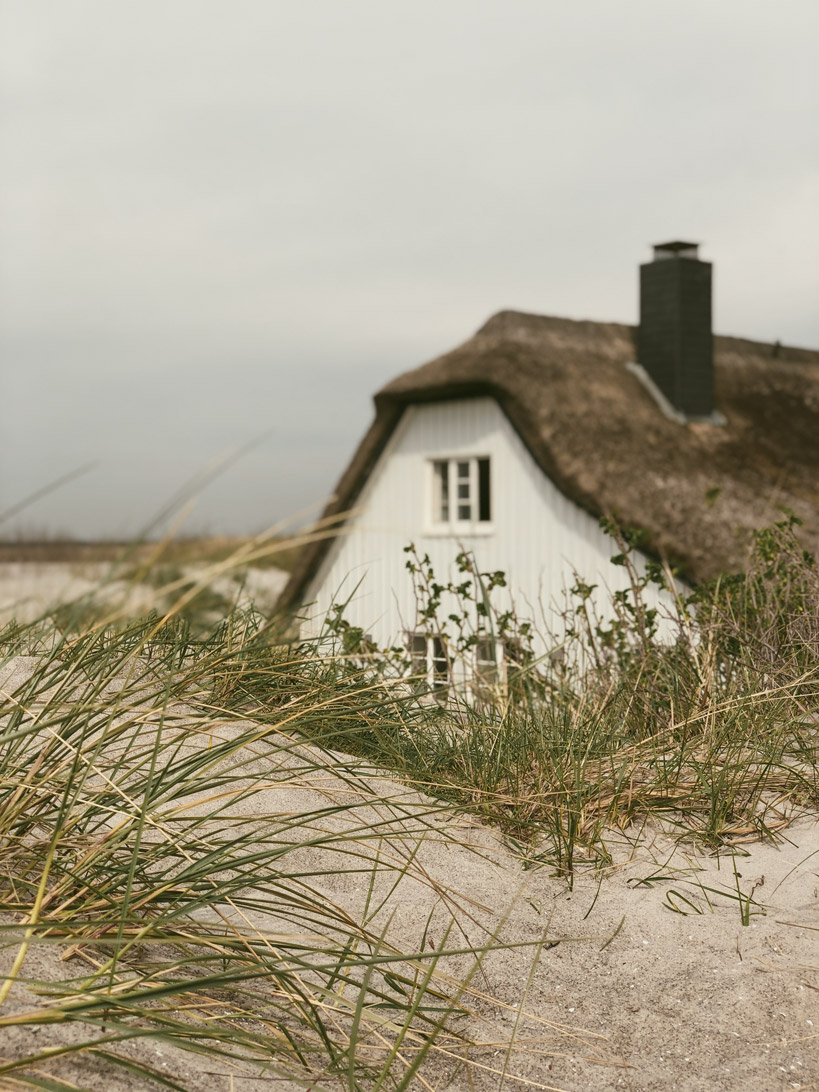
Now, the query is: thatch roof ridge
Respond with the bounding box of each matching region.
[280,311,819,611]
[378,311,819,405]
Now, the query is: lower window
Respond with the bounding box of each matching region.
[475,636,499,687]
[408,633,449,691]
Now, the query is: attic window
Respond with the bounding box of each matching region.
[430,457,491,528]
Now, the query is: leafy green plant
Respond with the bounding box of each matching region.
[308,517,819,879]
[2,510,817,1089]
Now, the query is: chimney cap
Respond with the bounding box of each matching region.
[652,240,700,261]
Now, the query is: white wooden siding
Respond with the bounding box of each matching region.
[302,397,670,651]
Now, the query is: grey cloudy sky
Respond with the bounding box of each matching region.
[2,0,817,539]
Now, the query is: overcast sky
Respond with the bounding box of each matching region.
[1,1,817,540]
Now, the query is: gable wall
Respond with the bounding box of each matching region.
[301,397,669,651]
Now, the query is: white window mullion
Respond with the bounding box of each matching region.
[456,458,470,523]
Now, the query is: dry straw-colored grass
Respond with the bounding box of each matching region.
[0,514,817,1088]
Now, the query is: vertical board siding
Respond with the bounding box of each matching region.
[303,398,669,651]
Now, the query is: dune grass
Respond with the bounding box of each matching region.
[0,533,303,572]
[273,515,819,875]
[0,514,817,1088]
[0,611,546,1090]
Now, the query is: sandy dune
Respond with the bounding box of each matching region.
[0,655,816,1091]
[1,572,817,1091]
[0,561,289,625]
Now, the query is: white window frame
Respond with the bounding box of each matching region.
[407,632,449,692]
[474,635,499,685]
[473,636,526,701]
[426,455,493,535]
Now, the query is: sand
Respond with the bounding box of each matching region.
[0,561,289,625]
[0,568,817,1091]
[1,706,817,1091]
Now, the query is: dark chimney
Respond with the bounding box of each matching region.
[638,241,713,419]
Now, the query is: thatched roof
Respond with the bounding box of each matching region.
[281,312,819,609]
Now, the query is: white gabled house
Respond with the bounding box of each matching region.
[280,243,819,683]
[290,395,654,666]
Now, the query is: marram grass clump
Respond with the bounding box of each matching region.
[0,514,817,1088]
[0,584,538,1089]
[302,514,819,874]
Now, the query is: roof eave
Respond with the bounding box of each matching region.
[279,380,613,614]
[277,402,404,612]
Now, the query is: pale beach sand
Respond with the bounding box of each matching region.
[0,569,817,1091]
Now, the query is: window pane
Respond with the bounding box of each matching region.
[478,458,491,521]
[410,634,427,675]
[457,461,469,478]
[503,638,524,667]
[458,483,469,499]
[457,505,470,520]
[476,636,498,686]
[431,636,448,679]
[433,461,449,521]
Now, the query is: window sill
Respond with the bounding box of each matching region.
[422,524,496,538]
